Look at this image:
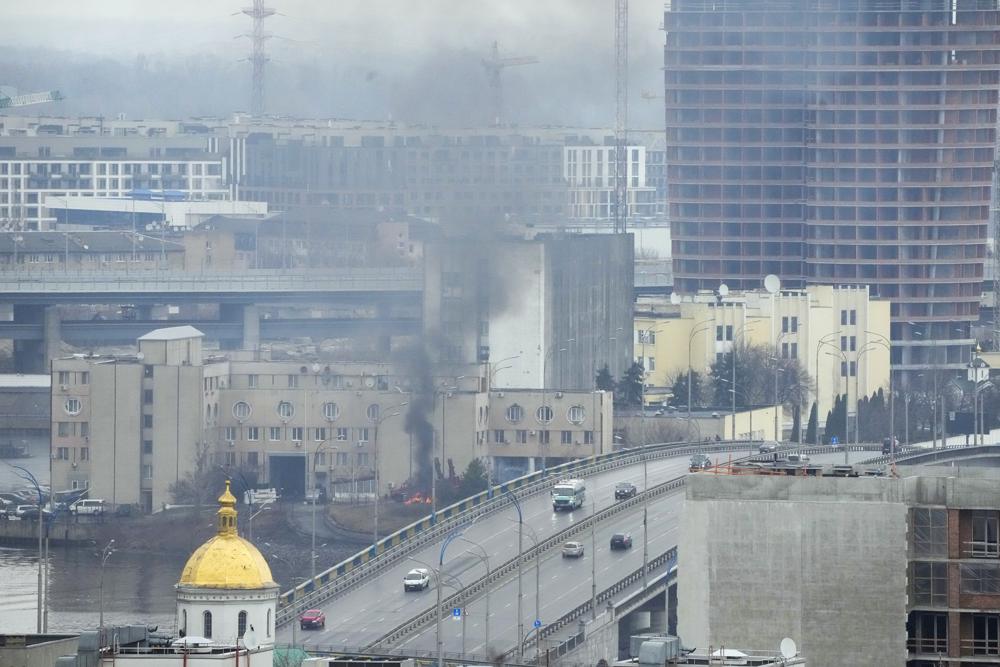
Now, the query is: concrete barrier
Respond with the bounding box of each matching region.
[0,517,96,546]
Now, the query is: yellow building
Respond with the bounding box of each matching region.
[634,285,891,433]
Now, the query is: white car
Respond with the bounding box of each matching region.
[561,541,585,558]
[70,499,105,515]
[403,568,431,591]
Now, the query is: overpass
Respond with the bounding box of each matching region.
[276,442,878,662]
[0,268,423,371]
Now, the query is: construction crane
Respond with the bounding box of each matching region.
[0,89,64,110]
[481,41,538,127]
[614,0,629,234]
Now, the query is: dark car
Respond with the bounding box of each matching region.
[614,482,637,500]
[299,609,326,630]
[881,437,899,455]
[610,533,633,550]
[689,454,712,472]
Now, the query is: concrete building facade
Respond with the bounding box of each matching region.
[664,0,1000,372]
[634,285,891,426]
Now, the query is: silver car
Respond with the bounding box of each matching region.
[561,541,585,558]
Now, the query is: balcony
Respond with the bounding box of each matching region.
[966,540,1000,559]
[961,637,1000,657]
[907,637,948,654]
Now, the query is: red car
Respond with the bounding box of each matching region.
[299,609,326,630]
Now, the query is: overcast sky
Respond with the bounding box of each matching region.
[0,1,666,127]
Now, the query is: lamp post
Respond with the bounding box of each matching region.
[772,332,793,442]
[371,402,407,546]
[506,489,526,661]
[6,463,44,632]
[814,332,842,447]
[641,444,648,589]
[457,538,492,654]
[435,381,462,514]
[687,319,713,420]
[864,330,893,450]
[489,352,522,391]
[98,539,115,629]
[824,346,850,464]
[309,440,332,581]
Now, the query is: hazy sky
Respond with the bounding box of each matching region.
[0,1,666,127]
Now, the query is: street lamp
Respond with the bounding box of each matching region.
[814,332,842,447]
[456,538,492,655]
[687,318,713,420]
[435,381,462,514]
[824,346,850,464]
[506,489,526,661]
[772,331,793,441]
[372,402,407,545]
[489,352,523,391]
[309,440,333,580]
[98,539,115,629]
[6,463,44,632]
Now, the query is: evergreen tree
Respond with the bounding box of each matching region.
[791,405,801,443]
[805,402,818,444]
[670,370,702,409]
[616,362,646,407]
[595,364,615,392]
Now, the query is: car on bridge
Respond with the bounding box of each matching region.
[614,481,637,500]
[689,454,712,472]
[758,441,779,454]
[610,533,633,550]
[561,541,585,558]
[299,609,326,630]
[403,568,431,591]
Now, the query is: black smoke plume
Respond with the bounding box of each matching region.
[399,343,435,494]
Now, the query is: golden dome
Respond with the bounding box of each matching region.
[178,481,276,590]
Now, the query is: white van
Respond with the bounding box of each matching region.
[70,499,105,515]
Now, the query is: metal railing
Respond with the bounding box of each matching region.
[276,439,763,625]
[964,540,1000,559]
[961,637,1000,656]
[287,644,532,667]
[907,637,948,654]
[366,475,688,650]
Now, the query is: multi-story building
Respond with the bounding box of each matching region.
[50,326,612,511]
[635,285,891,428]
[680,465,1000,667]
[664,0,1000,372]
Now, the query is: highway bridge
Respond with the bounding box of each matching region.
[276,441,878,662]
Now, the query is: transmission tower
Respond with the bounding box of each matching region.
[240,1,276,116]
[614,0,629,234]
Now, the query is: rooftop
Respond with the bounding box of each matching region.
[137,325,205,342]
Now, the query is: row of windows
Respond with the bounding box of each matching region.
[492,430,595,445]
[503,404,587,425]
[56,421,89,437]
[54,446,88,461]
[231,400,384,423]
[56,371,90,386]
[184,609,269,640]
[223,425,372,443]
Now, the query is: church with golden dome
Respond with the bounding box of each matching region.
[176,481,279,646]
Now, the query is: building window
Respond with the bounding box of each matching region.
[267,609,271,637]
[142,464,153,480]
[64,398,81,416]
[366,404,381,422]
[248,374,258,388]
[233,401,252,420]
[203,611,212,639]
[358,428,369,442]
[849,361,856,377]
[291,427,304,441]
[840,362,847,377]
[716,325,723,341]
[536,406,554,423]
[247,452,259,467]
[850,310,857,325]
[143,389,153,404]
[913,561,948,605]
[314,427,326,442]
[224,452,236,466]
[567,405,586,424]
[912,508,948,557]
[647,357,655,371]
[971,510,1000,558]
[584,431,594,445]
[288,375,299,388]
[357,452,370,466]
[781,316,789,333]
[561,430,573,444]
[56,447,69,460]
[725,325,733,341]
[143,440,153,454]
[277,401,294,419]
[58,371,69,385]
[80,447,89,460]
[322,402,340,421]
[224,426,237,441]
[781,343,789,359]
[961,563,1000,594]
[790,343,797,359]
[790,316,798,333]
[57,422,70,437]
[336,427,348,441]
[144,365,154,378]
[539,430,550,444]
[494,429,506,444]
[841,336,848,351]
[849,336,856,352]
[336,452,348,466]
[247,427,259,441]
[143,414,153,428]
[81,371,89,385]
[238,611,247,638]
[506,404,524,423]
[840,310,847,326]
[516,430,527,444]
[268,427,281,441]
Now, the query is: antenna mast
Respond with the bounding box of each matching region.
[614,0,629,234]
[241,1,276,116]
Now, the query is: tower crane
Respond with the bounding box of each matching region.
[0,90,64,110]
[481,41,538,127]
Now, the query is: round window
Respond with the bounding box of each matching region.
[322,402,340,421]
[232,401,252,420]
[276,401,294,419]
[568,405,586,425]
[536,405,554,423]
[505,404,524,423]
[64,397,82,416]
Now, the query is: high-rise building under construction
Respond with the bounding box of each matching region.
[665,0,1000,371]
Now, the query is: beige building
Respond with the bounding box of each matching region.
[634,285,891,430]
[51,326,613,511]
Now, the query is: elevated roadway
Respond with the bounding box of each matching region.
[279,443,876,658]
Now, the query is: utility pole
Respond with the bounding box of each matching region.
[240,0,276,116]
[613,0,629,234]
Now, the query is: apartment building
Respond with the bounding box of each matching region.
[680,466,1000,667]
[50,326,612,511]
[664,0,1000,371]
[0,231,184,272]
[635,285,891,423]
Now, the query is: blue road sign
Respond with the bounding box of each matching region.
[452,608,462,618]
[830,436,839,445]
[534,619,542,628]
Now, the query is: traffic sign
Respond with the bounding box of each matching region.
[452,608,462,618]
[830,436,838,445]
[534,619,542,628]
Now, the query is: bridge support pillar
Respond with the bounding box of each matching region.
[13,304,60,373]
[667,582,677,635]
[219,304,258,351]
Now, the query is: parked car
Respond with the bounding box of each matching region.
[70,499,105,515]
[14,505,50,519]
[403,568,431,591]
[614,482,637,500]
[610,533,633,550]
[786,454,811,464]
[758,441,779,454]
[561,541,585,558]
[299,609,326,630]
[689,454,712,472]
